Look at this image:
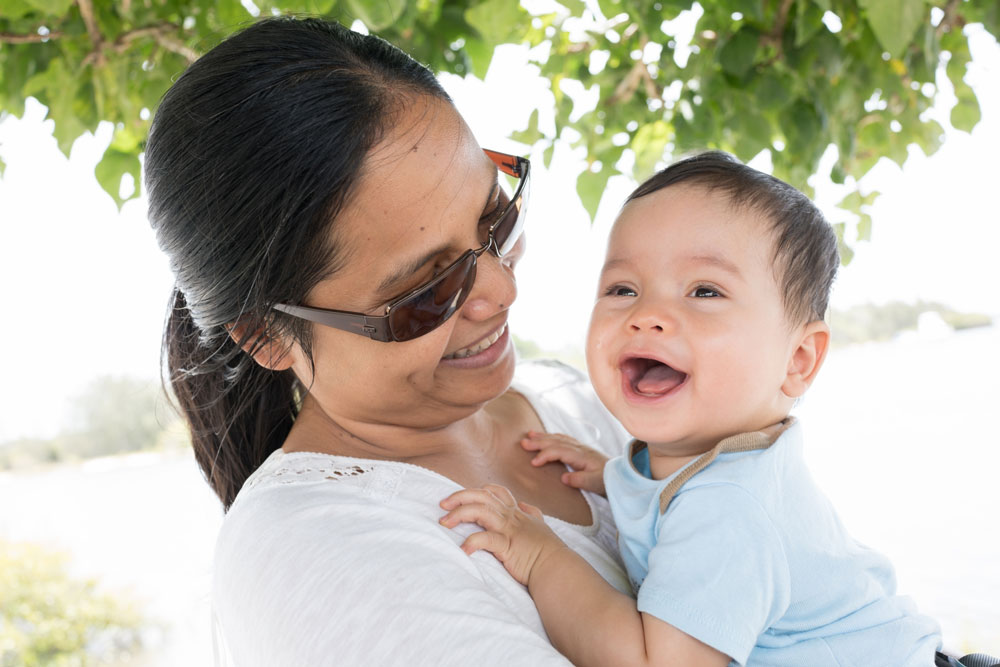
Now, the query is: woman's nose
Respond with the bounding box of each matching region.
[461,248,519,320]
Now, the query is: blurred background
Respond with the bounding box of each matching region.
[1,1,998,664]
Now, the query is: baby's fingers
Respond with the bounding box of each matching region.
[528,443,598,471]
[562,469,606,495]
[439,502,506,532]
[520,431,577,450]
[440,487,506,511]
[460,530,511,557]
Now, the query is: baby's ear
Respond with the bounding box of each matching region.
[781,320,830,399]
[227,318,296,371]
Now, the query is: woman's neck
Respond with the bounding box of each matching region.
[283,391,516,474]
[285,390,592,524]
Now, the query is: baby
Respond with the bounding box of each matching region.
[440,152,941,666]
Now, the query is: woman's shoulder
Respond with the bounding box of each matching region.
[224,449,458,529]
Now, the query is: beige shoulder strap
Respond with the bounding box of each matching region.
[656,418,796,514]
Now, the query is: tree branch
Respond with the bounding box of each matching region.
[772,0,795,39]
[608,59,645,105]
[935,0,966,38]
[758,0,795,64]
[637,38,662,100]
[77,0,106,65]
[78,22,197,66]
[152,33,199,64]
[0,31,65,44]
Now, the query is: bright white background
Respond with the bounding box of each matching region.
[0,9,998,663]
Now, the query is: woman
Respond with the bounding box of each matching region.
[146,17,630,665]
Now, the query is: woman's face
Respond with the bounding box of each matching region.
[286,96,524,431]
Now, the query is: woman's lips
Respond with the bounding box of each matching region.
[440,323,510,368]
[444,323,508,359]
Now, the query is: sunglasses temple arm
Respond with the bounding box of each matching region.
[273,304,394,342]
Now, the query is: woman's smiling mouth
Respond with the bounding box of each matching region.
[444,323,508,360]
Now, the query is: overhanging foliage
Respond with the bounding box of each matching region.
[1,0,997,257]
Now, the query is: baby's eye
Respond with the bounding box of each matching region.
[690,285,722,298]
[604,285,638,297]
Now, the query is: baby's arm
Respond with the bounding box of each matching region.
[520,431,610,496]
[439,485,730,667]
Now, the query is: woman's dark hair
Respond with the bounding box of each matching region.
[145,17,450,510]
[627,151,839,325]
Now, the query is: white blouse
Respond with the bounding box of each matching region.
[212,360,632,666]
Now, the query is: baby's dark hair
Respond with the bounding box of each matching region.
[627,151,839,325]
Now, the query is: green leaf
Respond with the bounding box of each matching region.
[631,120,671,179]
[754,70,794,111]
[0,153,6,178]
[858,0,925,58]
[0,0,34,18]
[830,162,846,184]
[23,0,73,15]
[833,222,855,265]
[951,81,981,133]
[557,0,586,14]
[782,99,822,155]
[794,0,825,48]
[463,36,494,80]
[346,0,407,31]
[577,166,612,222]
[717,27,759,78]
[733,111,772,160]
[214,0,251,28]
[543,142,555,169]
[95,147,141,209]
[596,0,626,20]
[465,0,524,45]
[510,109,543,146]
[856,213,872,242]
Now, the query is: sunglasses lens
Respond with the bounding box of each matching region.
[388,252,477,341]
[493,173,529,257]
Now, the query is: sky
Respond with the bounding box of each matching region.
[0,18,998,442]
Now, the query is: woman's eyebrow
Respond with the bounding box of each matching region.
[375,173,499,297]
[377,242,451,296]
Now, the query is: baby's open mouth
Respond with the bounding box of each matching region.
[621,357,687,397]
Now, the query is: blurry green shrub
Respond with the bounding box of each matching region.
[0,376,180,470]
[829,301,993,346]
[0,540,144,666]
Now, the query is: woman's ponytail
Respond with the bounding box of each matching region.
[164,289,296,510]
[145,17,450,510]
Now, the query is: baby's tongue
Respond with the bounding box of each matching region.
[636,363,684,395]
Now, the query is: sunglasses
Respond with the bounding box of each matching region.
[273,149,530,343]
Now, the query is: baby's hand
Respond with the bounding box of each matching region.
[521,431,609,496]
[439,484,564,587]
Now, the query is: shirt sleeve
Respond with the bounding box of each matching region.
[635,483,791,666]
[213,484,574,667]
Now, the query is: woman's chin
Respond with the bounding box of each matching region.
[439,334,516,402]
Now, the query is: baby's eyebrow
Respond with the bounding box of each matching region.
[599,257,630,274]
[688,254,743,278]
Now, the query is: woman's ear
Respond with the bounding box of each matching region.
[227,320,296,371]
[781,320,831,399]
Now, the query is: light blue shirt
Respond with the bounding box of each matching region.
[604,421,941,666]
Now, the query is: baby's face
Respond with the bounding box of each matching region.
[585,185,802,456]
